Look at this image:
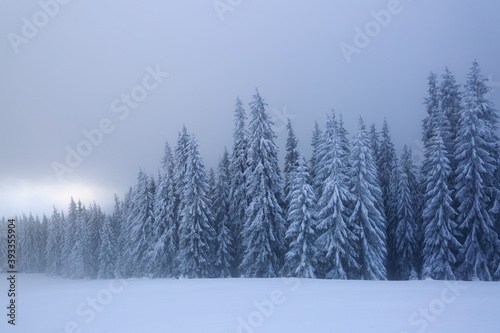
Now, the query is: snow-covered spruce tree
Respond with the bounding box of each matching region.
[84,202,102,279]
[178,135,216,278]
[207,167,217,204]
[377,119,396,215]
[18,214,40,273]
[309,121,322,197]
[97,216,117,279]
[240,90,286,278]
[68,201,87,279]
[454,62,500,281]
[313,112,337,201]
[45,207,64,276]
[147,141,178,278]
[62,198,77,277]
[284,118,300,208]
[394,146,419,280]
[350,118,387,280]
[174,127,191,231]
[368,123,380,164]
[422,72,440,151]
[439,67,461,164]
[422,127,459,280]
[126,170,155,278]
[385,157,399,280]
[38,214,48,273]
[282,157,318,278]
[315,116,358,279]
[214,149,234,277]
[229,97,249,275]
[115,187,133,278]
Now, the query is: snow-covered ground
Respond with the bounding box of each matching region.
[1,274,499,333]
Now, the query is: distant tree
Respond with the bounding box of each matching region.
[45,207,64,276]
[126,170,155,277]
[240,90,286,277]
[309,121,322,197]
[350,118,387,280]
[98,216,117,279]
[68,201,87,279]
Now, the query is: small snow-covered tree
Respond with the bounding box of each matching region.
[68,201,87,279]
[0,217,7,273]
[350,118,387,280]
[282,157,318,278]
[240,90,286,277]
[178,135,216,278]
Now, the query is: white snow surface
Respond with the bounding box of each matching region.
[1,274,499,333]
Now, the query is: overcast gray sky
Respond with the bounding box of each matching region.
[1,0,499,218]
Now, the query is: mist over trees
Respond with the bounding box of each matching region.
[2,62,500,281]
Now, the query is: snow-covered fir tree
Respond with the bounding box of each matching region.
[422,128,459,280]
[284,118,300,207]
[240,90,286,277]
[439,67,461,165]
[454,61,500,281]
[45,207,64,276]
[282,157,318,278]
[68,201,87,279]
[125,170,155,277]
[178,135,216,278]
[315,115,358,279]
[229,97,249,275]
[214,149,234,277]
[394,146,419,280]
[350,118,387,280]
[147,141,178,278]
[309,121,322,197]
[97,216,117,279]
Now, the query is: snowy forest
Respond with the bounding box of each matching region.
[2,61,500,282]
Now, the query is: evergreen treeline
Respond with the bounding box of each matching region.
[2,62,500,281]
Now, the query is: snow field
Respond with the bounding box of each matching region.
[1,274,499,333]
